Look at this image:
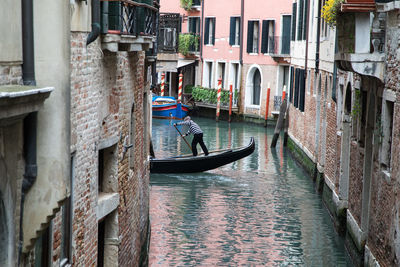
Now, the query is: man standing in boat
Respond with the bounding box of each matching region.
[174,116,209,156]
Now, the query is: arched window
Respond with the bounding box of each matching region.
[252,69,261,105]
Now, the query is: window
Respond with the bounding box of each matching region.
[188,17,200,34]
[204,17,216,45]
[380,98,394,170]
[321,0,328,38]
[261,20,275,54]
[247,20,259,53]
[281,15,292,54]
[217,62,226,89]
[293,68,306,111]
[229,17,241,46]
[252,69,261,105]
[291,2,297,41]
[60,156,74,267]
[230,62,240,90]
[98,144,118,193]
[203,61,213,88]
[297,0,304,41]
[289,66,294,102]
[34,226,51,267]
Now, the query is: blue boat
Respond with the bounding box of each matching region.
[152,96,190,120]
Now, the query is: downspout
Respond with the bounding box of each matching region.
[22,0,36,86]
[19,113,38,263]
[200,0,204,62]
[19,0,38,263]
[87,0,101,46]
[315,0,321,73]
[239,0,244,65]
[304,0,310,76]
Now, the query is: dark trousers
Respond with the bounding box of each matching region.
[192,133,208,156]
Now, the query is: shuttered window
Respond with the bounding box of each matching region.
[299,69,306,112]
[261,20,275,54]
[294,68,300,108]
[204,17,216,45]
[289,67,294,103]
[291,3,297,41]
[247,20,259,53]
[297,0,303,41]
[302,0,308,40]
[229,17,241,46]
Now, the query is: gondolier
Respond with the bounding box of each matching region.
[174,116,209,156]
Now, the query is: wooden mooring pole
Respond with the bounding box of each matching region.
[264,83,271,127]
[270,97,288,148]
[216,78,222,122]
[229,84,233,123]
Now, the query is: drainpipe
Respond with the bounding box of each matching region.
[18,112,38,264]
[239,0,244,65]
[200,0,204,62]
[315,0,321,73]
[22,0,36,86]
[87,0,101,46]
[304,0,310,77]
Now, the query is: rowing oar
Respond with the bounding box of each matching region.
[174,124,193,152]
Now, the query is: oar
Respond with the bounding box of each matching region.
[174,124,193,152]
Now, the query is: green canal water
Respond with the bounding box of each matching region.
[149,117,352,266]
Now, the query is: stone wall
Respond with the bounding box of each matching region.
[0,64,22,86]
[50,32,149,266]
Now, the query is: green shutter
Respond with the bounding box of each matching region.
[297,0,303,41]
[261,20,269,53]
[302,0,308,40]
[229,17,236,45]
[212,18,216,45]
[204,18,209,44]
[247,21,254,53]
[291,3,297,41]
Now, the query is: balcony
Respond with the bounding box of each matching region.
[100,0,158,52]
[335,8,385,82]
[178,33,200,57]
[268,36,291,63]
[341,0,376,12]
[158,13,180,53]
[191,0,201,11]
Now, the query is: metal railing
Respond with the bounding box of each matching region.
[268,35,291,55]
[101,0,158,36]
[158,13,180,53]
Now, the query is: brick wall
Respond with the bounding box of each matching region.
[50,32,150,266]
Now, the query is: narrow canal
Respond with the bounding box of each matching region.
[149,117,351,266]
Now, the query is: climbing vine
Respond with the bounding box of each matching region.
[180,0,193,10]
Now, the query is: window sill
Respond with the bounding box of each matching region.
[97,192,120,221]
[246,104,261,109]
[381,169,391,183]
[205,44,214,47]
[249,53,259,56]
[231,45,240,48]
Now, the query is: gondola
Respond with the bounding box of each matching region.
[150,137,255,173]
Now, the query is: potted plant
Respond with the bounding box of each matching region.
[322,0,344,27]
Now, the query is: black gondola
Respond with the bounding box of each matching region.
[150,137,255,173]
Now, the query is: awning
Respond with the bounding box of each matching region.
[177,59,195,69]
[156,61,178,72]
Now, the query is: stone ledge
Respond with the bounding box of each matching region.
[347,210,366,251]
[97,192,120,221]
[0,85,53,122]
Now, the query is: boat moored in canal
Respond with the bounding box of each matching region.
[152,95,190,120]
[150,137,255,173]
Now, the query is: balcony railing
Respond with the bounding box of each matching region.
[268,35,291,56]
[178,33,200,56]
[158,13,180,53]
[101,0,158,36]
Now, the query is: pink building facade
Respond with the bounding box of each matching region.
[157,0,292,118]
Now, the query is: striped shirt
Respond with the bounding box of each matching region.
[177,120,203,135]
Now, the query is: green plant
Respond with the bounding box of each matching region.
[180,0,193,10]
[351,89,361,118]
[184,84,194,94]
[192,86,236,105]
[178,33,198,56]
[321,0,344,27]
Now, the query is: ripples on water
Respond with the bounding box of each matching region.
[149,118,351,266]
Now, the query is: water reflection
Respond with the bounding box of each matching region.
[150,118,351,266]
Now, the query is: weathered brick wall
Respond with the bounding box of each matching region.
[348,142,364,225]
[366,9,400,265]
[0,64,22,85]
[50,32,149,266]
